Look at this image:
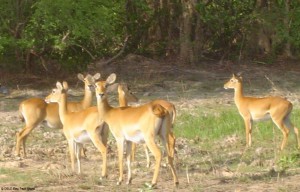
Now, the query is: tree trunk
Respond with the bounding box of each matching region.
[179,0,193,65]
[165,0,181,57]
[159,0,170,41]
[192,11,203,64]
[256,0,272,55]
[283,0,293,58]
[125,0,142,52]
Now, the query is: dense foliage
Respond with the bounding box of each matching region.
[1,0,300,73]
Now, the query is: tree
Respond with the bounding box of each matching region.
[2,0,300,74]
[0,0,35,72]
[1,0,125,73]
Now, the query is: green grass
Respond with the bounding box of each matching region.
[174,106,300,177]
[175,107,244,140]
[0,167,49,186]
[175,106,300,147]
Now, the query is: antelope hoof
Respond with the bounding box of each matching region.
[99,175,107,181]
[146,162,151,168]
[18,152,27,158]
[126,178,132,185]
[174,181,179,187]
[14,151,20,157]
[14,153,22,160]
[144,182,157,189]
[117,180,122,185]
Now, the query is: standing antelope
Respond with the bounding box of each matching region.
[16,73,100,157]
[44,79,139,176]
[45,80,109,177]
[224,73,300,150]
[95,73,179,187]
[117,84,151,167]
[118,85,177,168]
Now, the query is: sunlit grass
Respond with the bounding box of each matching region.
[174,107,244,140]
[175,106,300,148]
[174,106,300,173]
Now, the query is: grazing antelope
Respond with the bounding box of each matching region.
[224,73,300,150]
[16,73,100,157]
[95,73,179,187]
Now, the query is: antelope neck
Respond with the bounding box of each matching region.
[81,87,93,109]
[233,82,244,105]
[57,92,68,124]
[97,95,112,118]
[118,95,127,107]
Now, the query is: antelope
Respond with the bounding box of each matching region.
[43,80,139,176]
[118,85,177,168]
[117,84,151,167]
[95,73,179,187]
[16,73,100,157]
[45,80,109,177]
[224,73,300,150]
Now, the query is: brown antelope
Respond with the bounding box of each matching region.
[16,73,100,157]
[117,84,151,167]
[118,85,177,168]
[224,73,300,150]
[43,80,138,176]
[95,73,179,187]
[45,80,109,177]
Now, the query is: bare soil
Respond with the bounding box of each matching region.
[1,55,300,191]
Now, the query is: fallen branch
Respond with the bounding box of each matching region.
[100,36,129,66]
[74,43,95,60]
[264,75,277,92]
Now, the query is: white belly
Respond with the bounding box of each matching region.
[124,131,145,144]
[74,131,91,144]
[251,112,271,121]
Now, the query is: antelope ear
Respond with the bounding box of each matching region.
[107,83,119,93]
[93,73,101,80]
[56,82,63,90]
[106,73,117,85]
[236,72,243,77]
[62,81,69,90]
[77,73,85,81]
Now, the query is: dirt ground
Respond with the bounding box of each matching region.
[1,55,300,191]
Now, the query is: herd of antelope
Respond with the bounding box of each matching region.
[13,72,300,187]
